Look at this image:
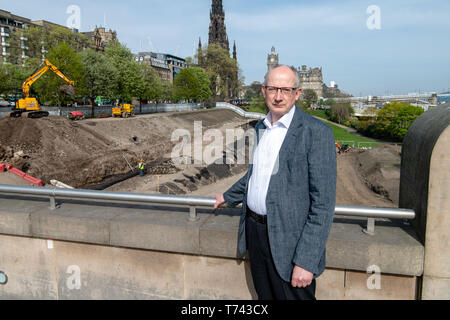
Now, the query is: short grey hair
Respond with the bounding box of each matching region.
[263,64,300,88]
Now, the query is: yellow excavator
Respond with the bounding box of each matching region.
[112,102,135,118]
[10,59,75,118]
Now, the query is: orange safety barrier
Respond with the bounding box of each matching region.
[5,164,44,186]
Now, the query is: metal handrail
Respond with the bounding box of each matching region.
[0,184,415,234]
[216,102,265,119]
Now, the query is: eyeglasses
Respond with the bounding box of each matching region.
[264,86,298,95]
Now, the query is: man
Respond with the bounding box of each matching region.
[214,65,336,300]
[138,159,145,177]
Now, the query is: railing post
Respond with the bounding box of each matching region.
[363,218,375,235]
[188,206,199,222]
[49,196,58,210]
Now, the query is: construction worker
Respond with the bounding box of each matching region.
[138,159,145,177]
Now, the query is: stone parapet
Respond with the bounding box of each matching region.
[0,194,423,299]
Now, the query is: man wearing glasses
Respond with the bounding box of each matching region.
[215,65,336,300]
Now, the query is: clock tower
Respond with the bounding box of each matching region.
[267,46,278,71]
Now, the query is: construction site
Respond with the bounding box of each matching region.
[0,108,402,207]
[0,54,403,207]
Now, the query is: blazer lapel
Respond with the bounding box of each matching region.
[246,119,267,187]
[276,107,304,165]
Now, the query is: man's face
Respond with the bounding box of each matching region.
[262,66,302,119]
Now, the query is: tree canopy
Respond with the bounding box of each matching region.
[193,43,241,100]
[173,67,212,102]
[32,42,85,106]
[357,101,424,141]
[0,32,234,107]
[300,89,318,107]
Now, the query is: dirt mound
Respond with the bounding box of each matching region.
[334,144,400,207]
[0,109,249,188]
[0,116,118,187]
[0,117,42,154]
[353,144,401,204]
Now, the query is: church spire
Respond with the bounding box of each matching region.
[198,37,203,65]
[233,40,236,60]
[211,0,224,15]
[208,0,230,52]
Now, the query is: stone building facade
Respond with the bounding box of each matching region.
[297,65,323,98]
[135,52,186,84]
[82,27,117,52]
[266,46,324,98]
[0,9,110,64]
[0,9,34,64]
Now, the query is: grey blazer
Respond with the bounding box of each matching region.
[223,107,336,282]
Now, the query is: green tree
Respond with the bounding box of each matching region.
[173,68,200,101]
[43,26,89,53]
[392,105,424,140]
[249,93,268,114]
[160,81,174,102]
[190,67,212,101]
[195,43,239,100]
[22,26,45,61]
[375,102,404,138]
[244,81,263,102]
[329,102,353,124]
[137,63,162,102]
[301,89,318,107]
[31,42,84,106]
[80,48,118,115]
[104,41,143,103]
[0,63,30,97]
[173,67,212,102]
[376,102,423,140]
[324,98,336,107]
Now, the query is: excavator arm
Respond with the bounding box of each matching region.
[12,59,76,118]
[22,59,75,98]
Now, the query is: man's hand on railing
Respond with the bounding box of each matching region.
[214,194,226,210]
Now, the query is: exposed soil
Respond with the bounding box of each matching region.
[0,109,248,188]
[0,109,401,207]
[154,146,400,208]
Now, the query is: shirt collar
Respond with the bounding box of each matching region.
[264,105,296,129]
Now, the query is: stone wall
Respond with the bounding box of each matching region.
[399,103,450,299]
[0,194,423,300]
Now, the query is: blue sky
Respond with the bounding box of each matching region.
[1,0,449,96]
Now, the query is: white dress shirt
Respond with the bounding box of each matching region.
[247,106,296,215]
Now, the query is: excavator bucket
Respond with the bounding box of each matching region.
[60,84,75,96]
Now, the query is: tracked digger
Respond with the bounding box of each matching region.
[10,59,75,118]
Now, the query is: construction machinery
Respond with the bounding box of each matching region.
[10,59,75,118]
[67,111,84,121]
[112,103,135,118]
[335,142,350,154]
